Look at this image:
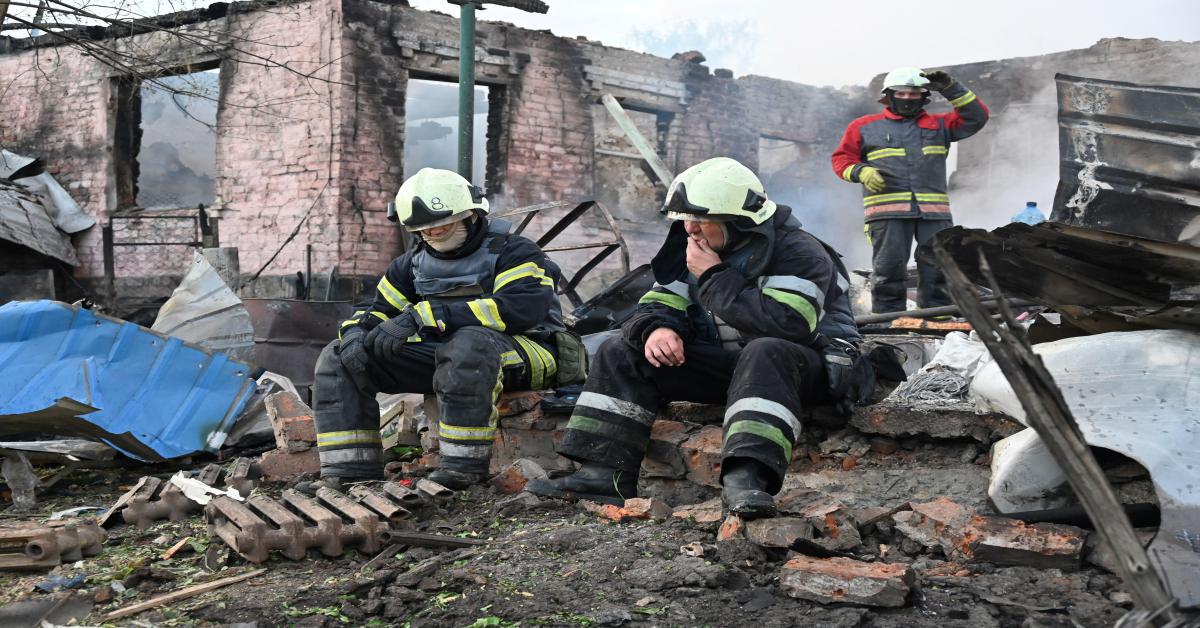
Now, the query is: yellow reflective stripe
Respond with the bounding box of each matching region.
[340,318,360,329]
[950,91,977,108]
[639,290,689,311]
[414,301,438,327]
[840,165,856,182]
[377,276,411,311]
[370,311,388,322]
[438,423,495,441]
[863,192,914,207]
[514,335,556,389]
[317,430,382,447]
[864,224,873,247]
[922,146,948,156]
[494,262,550,292]
[866,148,906,160]
[762,288,819,331]
[915,193,950,202]
[468,298,506,331]
[500,350,523,367]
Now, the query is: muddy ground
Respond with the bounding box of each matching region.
[0,430,1131,627]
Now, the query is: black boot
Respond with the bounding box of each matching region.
[721,458,777,519]
[525,463,637,505]
[427,467,488,490]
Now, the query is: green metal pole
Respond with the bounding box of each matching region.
[457,1,477,180]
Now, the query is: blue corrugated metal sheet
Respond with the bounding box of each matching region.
[0,300,256,461]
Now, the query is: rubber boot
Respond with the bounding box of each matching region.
[525,463,637,506]
[721,458,777,519]
[427,467,488,490]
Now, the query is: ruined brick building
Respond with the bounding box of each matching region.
[1,0,1198,310]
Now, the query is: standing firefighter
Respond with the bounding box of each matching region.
[832,67,989,313]
[311,168,582,489]
[528,158,867,518]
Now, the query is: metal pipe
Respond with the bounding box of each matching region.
[855,296,1034,325]
[456,1,477,179]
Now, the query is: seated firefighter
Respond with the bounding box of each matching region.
[528,157,865,518]
[312,167,583,490]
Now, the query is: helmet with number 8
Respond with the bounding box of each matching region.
[388,168,489,232]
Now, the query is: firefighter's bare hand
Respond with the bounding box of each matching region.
[645,327,685,367]
[686,237,722,277]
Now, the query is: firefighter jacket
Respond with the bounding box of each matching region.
[340,217,565,344]
[831,81,989,222]
[623,205,861,351]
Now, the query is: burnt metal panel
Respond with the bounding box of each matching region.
[0,300,256,461]
[243,299,355,397]
[1052,73,1200,245]
[0,181,78,265]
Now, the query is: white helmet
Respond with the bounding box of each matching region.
[880,66,930,94]
[389,168,489,232]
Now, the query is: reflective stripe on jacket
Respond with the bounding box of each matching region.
[831,81,989,222]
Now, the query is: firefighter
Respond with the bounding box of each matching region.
[310,168,576,490]
[527,157,864,519]
[831,67,989,313]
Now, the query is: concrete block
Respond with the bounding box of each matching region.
[780,556,915,607]
[850,400,1022,444]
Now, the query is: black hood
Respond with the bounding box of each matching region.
[651,205,800,284]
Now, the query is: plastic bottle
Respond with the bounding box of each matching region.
[1011,201,1045,225]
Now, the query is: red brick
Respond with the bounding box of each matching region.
[680,426,723,487]
[498,391,544,417]
[717,515,744,542]
[490,458,548,495]
[258,448,319,481]
[780,556,915,607]
[266,391,317,453]
[895,499,1086,568]
[588,497,671,523]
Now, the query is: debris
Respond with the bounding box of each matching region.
[490,458,548,495]
[169,470,246,505]
[743,517,814,548]
[0,179,78,265]
[680,542,705,557]
[93,585,114,603]
[415,478,453,501]
[717,515,744,542]
[34,573,86,593]
[360,543,404,573]
[151,251,255,363]
[587,497,671,523]
[779,556,915,607]
[225,372,298,450]
[0,439,115,461]
[0,150,95,234]
[242,299,356,402]
[932,245,1181,615]
[0,592,93,626]
[680,426,722,487]
[48,506,106,521]
[0,522,106,569]
[2,452,37,511]
[377,530,486,549]
[0,300,256,461]
[161,536,193,560]
[259,448,320,481]
[265,391,317,453]
[103,568,267,621]
[887,331,990,402]
[850,399,1022,443]
[672,499,723,524]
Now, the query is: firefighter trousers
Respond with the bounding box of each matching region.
[556,335,825,494]
[312,327,556,478]
[867,218,952,313]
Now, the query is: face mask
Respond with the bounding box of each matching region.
[889,95,924,118]
[420,219,469,252]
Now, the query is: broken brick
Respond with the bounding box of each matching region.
[672,499,723,524]
[490,459,548,495]
[961,515,1087,569]
[744,517,813,548]
[489,422,575,474]
[258,448,319,481]
[779,556,915,607]
[498,391,544,417]
[643,420,691,479]
[868,437,899,455]
[266,391,317,453]
[850,401,1022,443]
[680,425,723,487]
[891,497,972,552]
[717,515,745,542]
[585,497,671,523]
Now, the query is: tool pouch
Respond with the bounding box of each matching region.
[553,330,590,386]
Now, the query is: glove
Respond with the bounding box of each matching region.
[337,327,370,381]
[921,70,954,92]
[858,166,886,194]
[366,309,421,362]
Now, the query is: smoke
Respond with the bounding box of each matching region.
[945,82,1061,230]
